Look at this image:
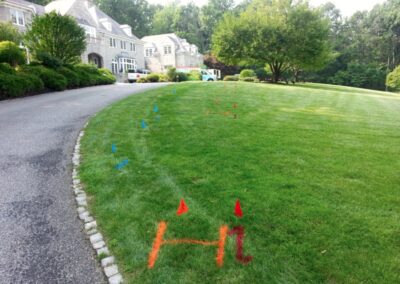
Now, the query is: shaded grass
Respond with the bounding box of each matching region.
[79,82,400,283]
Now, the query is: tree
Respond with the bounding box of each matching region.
[26,0,51,4]
[24,12,86,64]
[151,2,179,35]
[201,0,235,52]
[212,0,332,82]
[95,0,158,38]
[0,22,22,44]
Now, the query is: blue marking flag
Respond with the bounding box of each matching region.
[141,119,148,129]
[111,144,117,153]
[153,103,159,113]
[115,159,129,170]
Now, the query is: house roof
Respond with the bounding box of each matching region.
[142,33,201,55]
[45,0,140,41]
[5,0,46,15]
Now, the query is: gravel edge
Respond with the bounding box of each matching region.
[72,128,123,284]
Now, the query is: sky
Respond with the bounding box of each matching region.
[146,0,386,17]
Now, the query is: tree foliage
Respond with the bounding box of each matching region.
[0,41,25,67]
[24,12,86,64]
[0,22,22,44]
[212,0,332,82]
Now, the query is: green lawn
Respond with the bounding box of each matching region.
[79,82,400,283]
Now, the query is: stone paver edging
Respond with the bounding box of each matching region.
[72,129,123,284]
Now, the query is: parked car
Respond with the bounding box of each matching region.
[127,69,150,83]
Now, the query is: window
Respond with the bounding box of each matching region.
[109,38,116,48]
[164,45,172,55]
[111,59,118,74]
[120,41,126,50]
[81,25,96,43]
[145,48,153,57]
[10,9,24,26]
[130,43,136,52]
[118,58,137,73]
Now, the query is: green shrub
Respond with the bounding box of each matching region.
[0,22,22,43]
[0,41,25,67]
[0,63,16,74]
[36,51,62,68]
[57,67,80,88]
[240,69,256,78]
[146,73,160,82]
[137,77,148,83]
[99,68,116,84]
[0,73,26,98]
[166,67,177,82]
[223,75,239,81]
[241,77,257,82]
[19,72,45,93]
[158,73,168,82]
[176,72,188,82]
[188,70,202,81]
[386,65,400,91]
[20,65,67,91]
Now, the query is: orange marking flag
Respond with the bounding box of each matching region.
[176,199,189,216]
[148,222,229,269]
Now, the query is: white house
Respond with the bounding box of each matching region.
[142,33,204,73]
[0,0,145,77]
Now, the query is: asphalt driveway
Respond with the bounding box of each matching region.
[0,83,168,283]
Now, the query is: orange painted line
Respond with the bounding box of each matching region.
[148,221,167,269]
[216,225,229,267]
[163,239,219,246]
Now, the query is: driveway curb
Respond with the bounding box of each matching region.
[72,126,123,284]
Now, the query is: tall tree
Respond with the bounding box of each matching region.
[201,0,235,52]
[95,0,158,38]
[24,12,86,64]
[212,0,332,82]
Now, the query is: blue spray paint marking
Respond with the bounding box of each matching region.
[115,159,129,170]
[153,103,159,113]
[111,144,117,153]
[141,119,148,129]
[155,115,161,121]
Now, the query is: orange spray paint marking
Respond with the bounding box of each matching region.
[148,222,229,269]
[235,200,243,217]
[148,221,167,269]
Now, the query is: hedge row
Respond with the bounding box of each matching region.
[0,63,116,100]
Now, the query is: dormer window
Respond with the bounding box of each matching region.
[10,9,24,26]
[164,45,172,55]
[100,18,112,32]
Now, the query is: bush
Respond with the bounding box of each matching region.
[72,64,115,86]
[57,67,80,88]
[0,63,16,74]
[0,41,25,67]
[99,68,116,84]
[146,73,160,82]
[386,65,400,91]
[166,67,177,82]
[176,72,188,82]
[19,72,45,93]
[188,70,202,81]
[36,51,62,68]
[223,75,239,81]
[241,77,257,82]
[0,22,22,43]
[137,77,148,83]
[240,69,256,78]
[20,65,67,91]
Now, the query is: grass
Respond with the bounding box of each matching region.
[79,82,400,283]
